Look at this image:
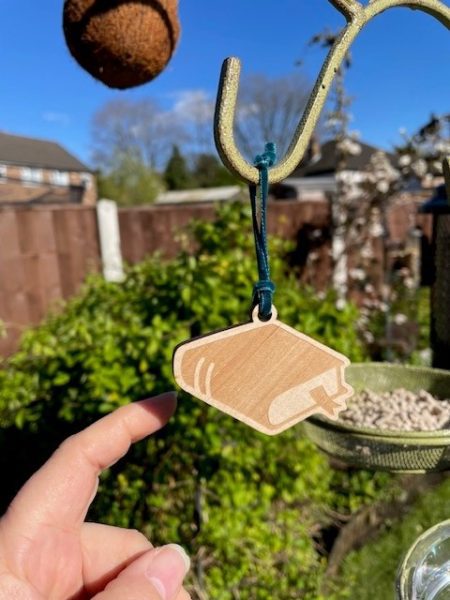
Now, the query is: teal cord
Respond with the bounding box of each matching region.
[249,142,276,320]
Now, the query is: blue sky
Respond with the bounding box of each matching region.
[0,0,448,167]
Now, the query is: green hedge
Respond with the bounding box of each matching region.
[0,201,392,598]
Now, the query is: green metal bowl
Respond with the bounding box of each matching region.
[301,363,450,473]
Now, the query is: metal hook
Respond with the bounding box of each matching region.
[214,0,450,185]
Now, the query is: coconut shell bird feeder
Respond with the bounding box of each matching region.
[63,0,180,89]
[213,0,450,473]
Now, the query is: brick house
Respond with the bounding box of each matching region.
[275,139,397,201]
[0,132,96,205]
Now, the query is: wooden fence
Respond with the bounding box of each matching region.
[118,200,331,262]
[0,200,331,356]
[0,205,101,356]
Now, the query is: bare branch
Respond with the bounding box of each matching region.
[91,98,187,171]
[234,72,312,162]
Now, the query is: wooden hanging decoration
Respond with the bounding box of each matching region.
[63,0,180,89]
[174,307,353,436]
[173,143,353,435]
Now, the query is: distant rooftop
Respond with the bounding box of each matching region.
[0,132,90,172]
[292,139,396,178]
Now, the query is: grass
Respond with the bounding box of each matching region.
[336,476,450,599]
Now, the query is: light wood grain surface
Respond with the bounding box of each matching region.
[173,309,353,435]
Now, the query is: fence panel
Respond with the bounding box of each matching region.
[0,210,30,355]
[0,206,101,356]
[1,197,424,357]
[119,203,217,262]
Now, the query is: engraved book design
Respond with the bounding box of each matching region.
[173,315,353,435]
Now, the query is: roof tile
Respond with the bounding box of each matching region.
[0,132,90,172]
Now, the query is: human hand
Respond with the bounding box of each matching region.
[0,392,191,599]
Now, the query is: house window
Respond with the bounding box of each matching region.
[81,172,93,189]
[21,167,43,185]
[51,170,70,186]
[0,165,6,184]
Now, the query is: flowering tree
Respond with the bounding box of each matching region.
[310,30,449,359]
[397,113,450,189]
[337,118,449,360]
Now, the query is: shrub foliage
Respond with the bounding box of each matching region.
[0,202,391,599]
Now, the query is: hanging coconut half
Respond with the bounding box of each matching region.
[63,0,180,89]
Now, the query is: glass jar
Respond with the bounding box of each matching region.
[397,519,450,599]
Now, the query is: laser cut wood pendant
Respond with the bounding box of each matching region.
[173,307,353,435]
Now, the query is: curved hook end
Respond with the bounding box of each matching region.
[214,57,260,184]
[328,0,363,20]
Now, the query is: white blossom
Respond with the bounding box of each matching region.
[411,158,428,178]
[436,140,450,154]
[419,348,432,365]
[363,331,375,343]
[394,313,408,325]
[349,268,366,281]
[337,137,362,156]
[376,180,390,194]
[336,298,347,311]
[398,154,412,167]
[432,161,443,174]
[326,117,341,129]
[361,244,374,259]
[369,221,384,237]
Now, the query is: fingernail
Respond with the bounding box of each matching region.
[146,544,190,599]
[137,392,177,409]
[150,391,178,402]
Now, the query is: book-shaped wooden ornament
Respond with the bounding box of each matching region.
[173,308,353,435]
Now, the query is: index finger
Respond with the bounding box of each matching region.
[3,393,177,533]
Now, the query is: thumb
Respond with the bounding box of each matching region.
[93,544,190,600]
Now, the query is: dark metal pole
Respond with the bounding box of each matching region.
[420,184,450,370]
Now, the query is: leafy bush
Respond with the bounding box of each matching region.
[0,201,390,599]
[98,154,163,206]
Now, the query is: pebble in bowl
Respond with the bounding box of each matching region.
[301,363,450,473]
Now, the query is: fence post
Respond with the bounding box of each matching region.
[96,199,125,283]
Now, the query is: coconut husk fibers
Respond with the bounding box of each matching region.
[63,0,180,89]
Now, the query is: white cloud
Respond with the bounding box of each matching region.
[171,90,215,124]
[42,111,71,126]
[236,102,260,119]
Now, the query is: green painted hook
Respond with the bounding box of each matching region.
[214,0,450,185]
